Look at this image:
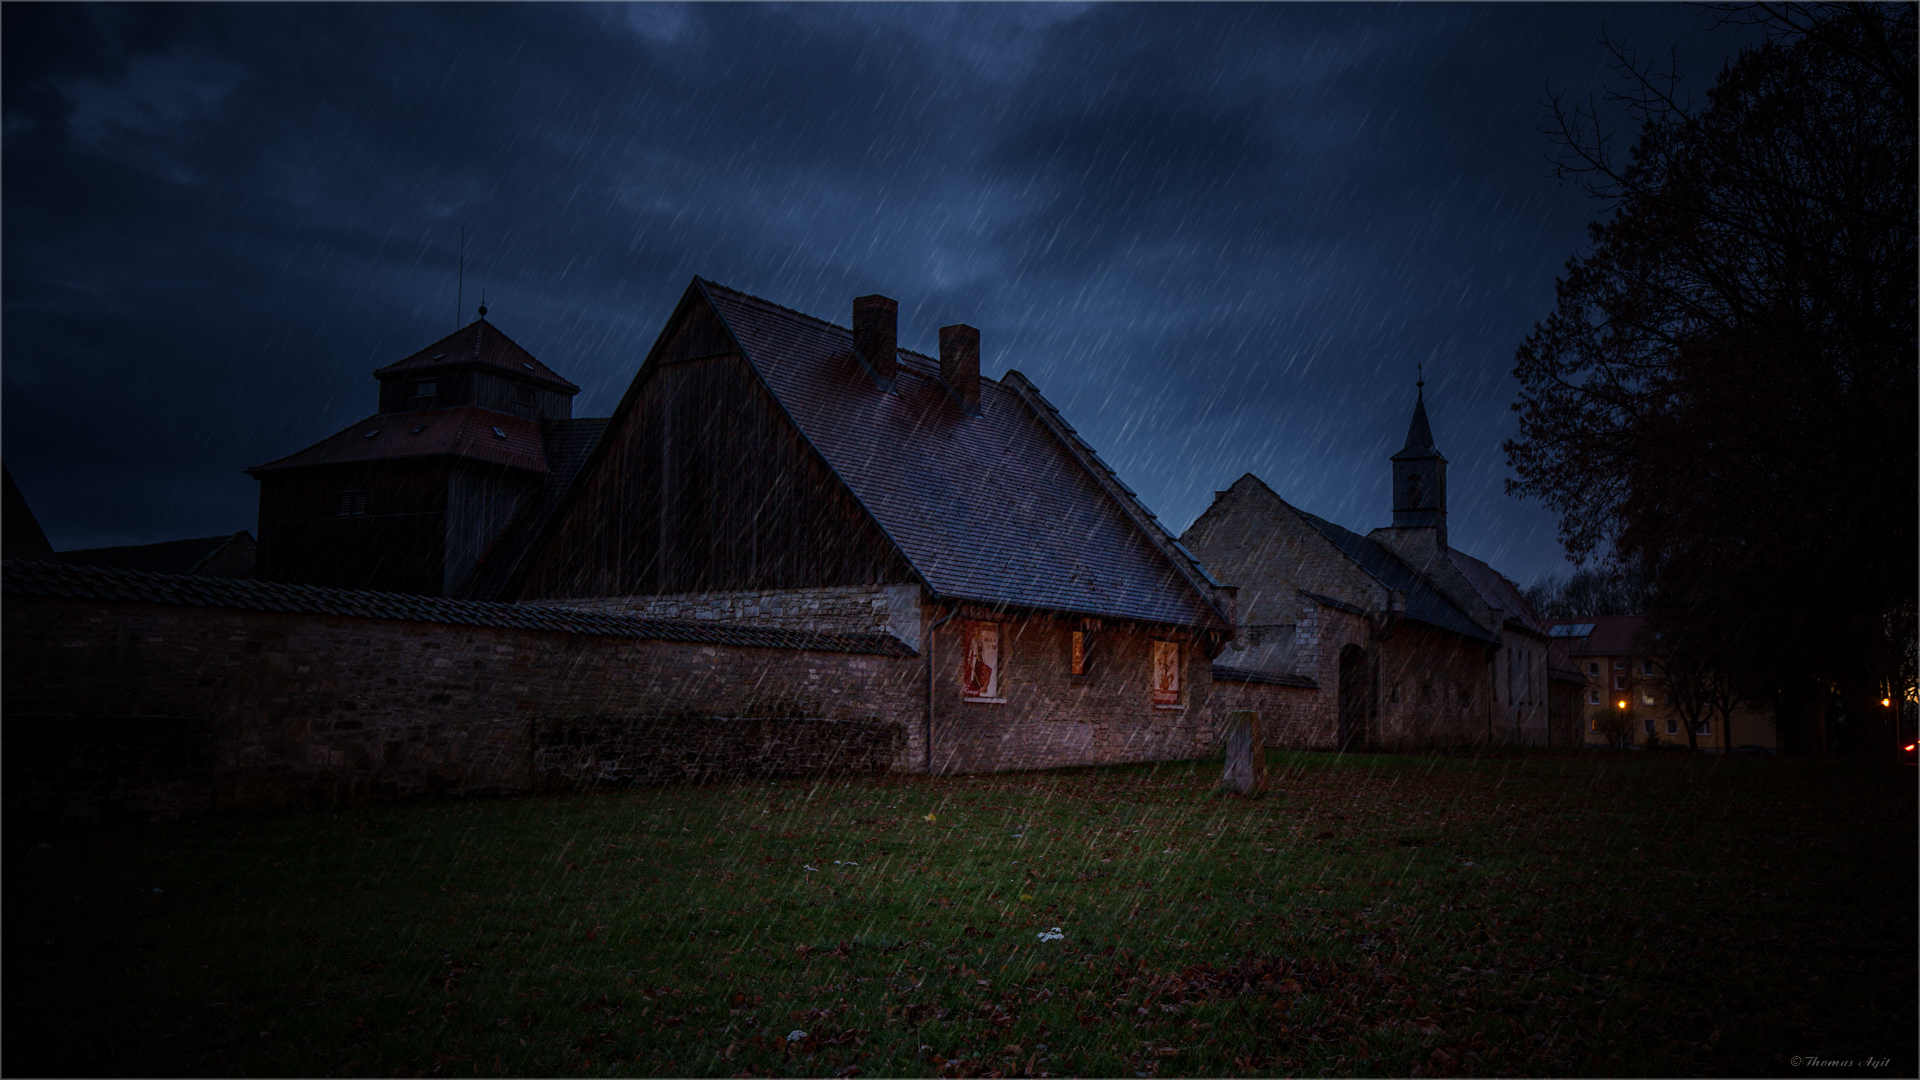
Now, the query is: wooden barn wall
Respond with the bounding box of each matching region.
[444,464,542,597]
[517,316,913,598]
[255,462,449,595]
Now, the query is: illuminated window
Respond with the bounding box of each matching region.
[1152,640,1182,707]
[961,621,1002,701]
[1642,691,1655,706]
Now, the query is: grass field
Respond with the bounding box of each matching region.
[5,750,1914,1078]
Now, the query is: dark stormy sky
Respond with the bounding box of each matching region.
[3,3,1759,588]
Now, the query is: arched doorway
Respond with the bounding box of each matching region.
[1338,644,1369,751]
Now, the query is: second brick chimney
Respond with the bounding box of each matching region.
[853,294,898,384]
[940,323,981,416]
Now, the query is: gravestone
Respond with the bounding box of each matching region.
[1221,710,1266,795]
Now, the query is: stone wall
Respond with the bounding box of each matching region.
[3,594,923,821]
[535,583,924,650]
[532,715,904,789]
[926,613,1221,774]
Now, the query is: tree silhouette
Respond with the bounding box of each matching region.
[1506,4,1916,755]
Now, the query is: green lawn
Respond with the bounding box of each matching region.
[5,751,1914,1078]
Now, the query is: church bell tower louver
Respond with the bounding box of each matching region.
[1390,376,1447,551]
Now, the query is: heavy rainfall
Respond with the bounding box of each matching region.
[3,4,1913,1079]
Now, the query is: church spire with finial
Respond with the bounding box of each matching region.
[1389,366,1447,549]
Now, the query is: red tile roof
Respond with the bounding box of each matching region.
[247,406,549,475]
[696,280,1228,630]
[1544,614,1651,657]
[373,318,579,392]
[3,559,914,657]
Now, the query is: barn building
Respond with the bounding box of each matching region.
[1181,381,1585,749]
[500,279,1245,773]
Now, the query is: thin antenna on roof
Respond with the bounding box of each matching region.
[457,225,465,331]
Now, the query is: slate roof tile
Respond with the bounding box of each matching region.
[1292,509,1497,644]
[3,559,913,657]
[698,280,1226,630]
[1447,547,1548,635]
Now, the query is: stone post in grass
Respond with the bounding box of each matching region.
[1221,711,1266,795]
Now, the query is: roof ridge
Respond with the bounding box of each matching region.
[698,279,946,371]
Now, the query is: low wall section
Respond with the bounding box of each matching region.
[3,565,920,821]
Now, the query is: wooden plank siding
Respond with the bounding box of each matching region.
[515,306,915,599]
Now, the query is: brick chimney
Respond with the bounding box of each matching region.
[853,294,898,383]
[940,323,980,416]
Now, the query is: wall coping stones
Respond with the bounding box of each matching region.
[1,560,917,658]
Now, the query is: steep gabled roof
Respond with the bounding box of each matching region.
[247,406,549,476]
[458,417,611,600]
[1291,508,1497,644]
[58,532,252,576]
[696,280,1227,629]
[1447,547,1547,636]
[373,318,579,392]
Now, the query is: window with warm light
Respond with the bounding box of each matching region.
[1151,640,1182,708]
[961,621,1003,702]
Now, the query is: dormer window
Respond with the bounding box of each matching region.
[513,385,536,407]
[412,380,437,399]
[336,489,368,516]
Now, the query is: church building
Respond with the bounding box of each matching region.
[1181,381,1584,749]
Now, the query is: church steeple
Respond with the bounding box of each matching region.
[1390,374,1447,548]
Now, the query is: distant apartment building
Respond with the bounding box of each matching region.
[1546,615,1777,752]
